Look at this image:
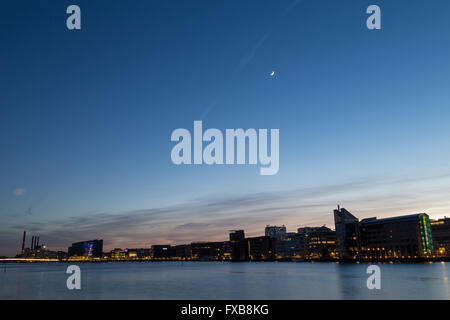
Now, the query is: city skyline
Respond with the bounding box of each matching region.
[2,0,450,256]
[12,206,448,262]
[5,198,450,257]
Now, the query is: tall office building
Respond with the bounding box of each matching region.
[333,206,360,259]
[229,230,247,261]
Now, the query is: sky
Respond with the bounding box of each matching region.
[1,0,450,256]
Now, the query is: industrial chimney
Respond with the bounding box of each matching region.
[21,230,26,254]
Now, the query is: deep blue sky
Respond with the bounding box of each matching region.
[1,0,450,256]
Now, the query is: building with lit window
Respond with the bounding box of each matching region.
[275,232,305,259]
[68,239,103,258]
[150,245,174,259]
[359,213,433,259]
[298,226,336,260]
[246,236,276,261]
[334,206,360,259]
[174,244,192,260]
[334,207,434,260]
[431,217,450,257]
[190,242,229,260]
[303,227,336,260]
[109,248,128,260]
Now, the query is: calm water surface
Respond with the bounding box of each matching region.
[1,262,449,299]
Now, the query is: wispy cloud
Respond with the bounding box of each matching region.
[12,188,26,196]
[2,172,450,256]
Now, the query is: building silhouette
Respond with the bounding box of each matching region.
[246,236,276,261]
[334,206,360,259]
[229,230,247,261]
[334,207,434,260]
[150,245,174,259]
[358,214,433,259]
[15,206,450,262]
[431,217,450,257]
[68,239,103,258]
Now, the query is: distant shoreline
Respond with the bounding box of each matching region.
[1,258,450,264]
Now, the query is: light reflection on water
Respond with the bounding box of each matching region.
[0,262,449,299]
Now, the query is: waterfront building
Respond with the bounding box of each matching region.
[229,230,247,261]
[275,232,305,259]
[174,244,191,260]
[109,248,128,260]
[19,246,63,259]
[334,207,434,260]
[246,236,276,261]
[190,242,229,260]
[134,248,151,259]
[126,249,138,259]
[334,206,360,259]
[150,245,175,259]
[430,217,450,257]
[304,227,336,260]
[17,233,51,258]
[68,239,103,258]
[56,251,68,259]
[359,214,433,259]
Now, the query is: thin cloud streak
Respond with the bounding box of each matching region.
[2,172,450,256]
[201,0,304,120]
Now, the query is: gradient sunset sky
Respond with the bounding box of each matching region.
[1,0,450,256]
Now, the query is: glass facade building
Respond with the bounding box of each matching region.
[333,208,434,260]
[68,239,103,258]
